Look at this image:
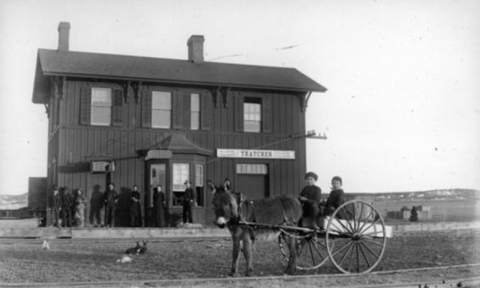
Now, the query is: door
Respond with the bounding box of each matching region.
[146,163,166,226]
[235,163,269,200]
[237,174,269,200]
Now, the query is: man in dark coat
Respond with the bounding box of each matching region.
[153,185,167,227]
[52,186,62,228]
[182,180,194,224]
[89,185,103,227]
[104,182,118,228]
[299,172,322,230]
[61,186,73,228]
[129,185,141,227]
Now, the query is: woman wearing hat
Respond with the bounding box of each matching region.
[299,172,322,230]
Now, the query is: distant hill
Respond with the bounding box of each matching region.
[0,193,28,210]
[350,189,480,202]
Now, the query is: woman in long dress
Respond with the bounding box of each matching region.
[74,189,86,228]
[153,185,167,227]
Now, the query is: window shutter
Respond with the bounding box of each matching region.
[80,84,91,125]
[172,90,184,129]
[200,92,212,130]
[112,89,123,126]
[262,94,272,133]
[234,92,244,132]
[141,87,152,128]
[183,91,191,129]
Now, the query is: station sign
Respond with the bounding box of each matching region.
[217,149,295,159]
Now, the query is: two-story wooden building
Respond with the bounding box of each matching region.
[32,22,327,227]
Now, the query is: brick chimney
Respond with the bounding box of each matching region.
[187,35,204,63]
[57,22,71,52]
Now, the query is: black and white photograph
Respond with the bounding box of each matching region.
[0,0,479,287]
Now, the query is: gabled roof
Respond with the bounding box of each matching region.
[32,49,327,103]
[137,133,212,157]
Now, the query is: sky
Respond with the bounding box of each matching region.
[0,0,479,195]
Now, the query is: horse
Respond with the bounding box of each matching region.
[212,186,303,276]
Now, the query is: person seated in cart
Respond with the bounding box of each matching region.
[323,176,347,219]
[299,171,322,230]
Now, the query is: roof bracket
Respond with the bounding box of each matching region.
[44,103,50,115]
[212,87,220,108]
[221,87,230,108]
[132,81,142,103]
[122,81,130,103]
[300,92,311,112]
[53,76,66,99]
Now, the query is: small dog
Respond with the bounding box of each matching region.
[125,241,141,255]
[139,240,148,254]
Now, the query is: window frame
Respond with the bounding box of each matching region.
[90,87,113,126]
[190,93,200,130]
[171,163,190,207]
[243,97,262,133]
[151,90,172,129]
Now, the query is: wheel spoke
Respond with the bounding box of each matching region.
[357,208,374,234]
[361,237,384,247]
[359,240,380,259]
[352,203,358,233]
[311,239,327,260]
[360,231,383,238]
[356,202,365,233]
[356,243,360,273]
[359,217,381,235]
[346,243,356,272]
[357,241,371,268]
[342,205,356,233]
[332,217,352,235]
[308,241,316,266]
[330,239,353,257]
[338,241,354,267]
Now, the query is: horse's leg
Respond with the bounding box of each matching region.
[229,232,241,277]
[285,235,297,275]
[242,231,254,276]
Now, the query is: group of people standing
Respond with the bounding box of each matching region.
[52,183,118,228]
[51,186,87,228]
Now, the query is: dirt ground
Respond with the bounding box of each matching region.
[0,229,479,287]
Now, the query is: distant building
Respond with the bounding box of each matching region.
[31,22,327,227]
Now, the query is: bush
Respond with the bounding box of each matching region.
[410,206,418,222]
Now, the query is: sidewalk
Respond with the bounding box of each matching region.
[0,220,479,240]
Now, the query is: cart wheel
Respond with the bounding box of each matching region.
[326,200,387,274]
[278,232,331,270]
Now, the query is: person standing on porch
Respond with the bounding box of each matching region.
[89,184,103,227]
[183,180,194,224]
[74,189,86,228]
[52,186,62,228]
[61,186,73,228]
[153,185,167,227]
[104,182,118,228]
[129,185,142,227]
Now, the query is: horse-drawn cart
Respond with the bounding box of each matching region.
[245,200,392,274]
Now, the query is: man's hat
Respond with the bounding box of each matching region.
[305,172,318,181]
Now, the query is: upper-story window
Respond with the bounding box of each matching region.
[91,88,112,126]
[244,98,262,133]
[191,93,200,130]
[80,85,123,127]
[152,91,172,129]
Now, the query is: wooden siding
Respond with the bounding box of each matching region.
[49,79,309,226]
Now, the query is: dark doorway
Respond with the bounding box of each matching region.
[236,174,269,200]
